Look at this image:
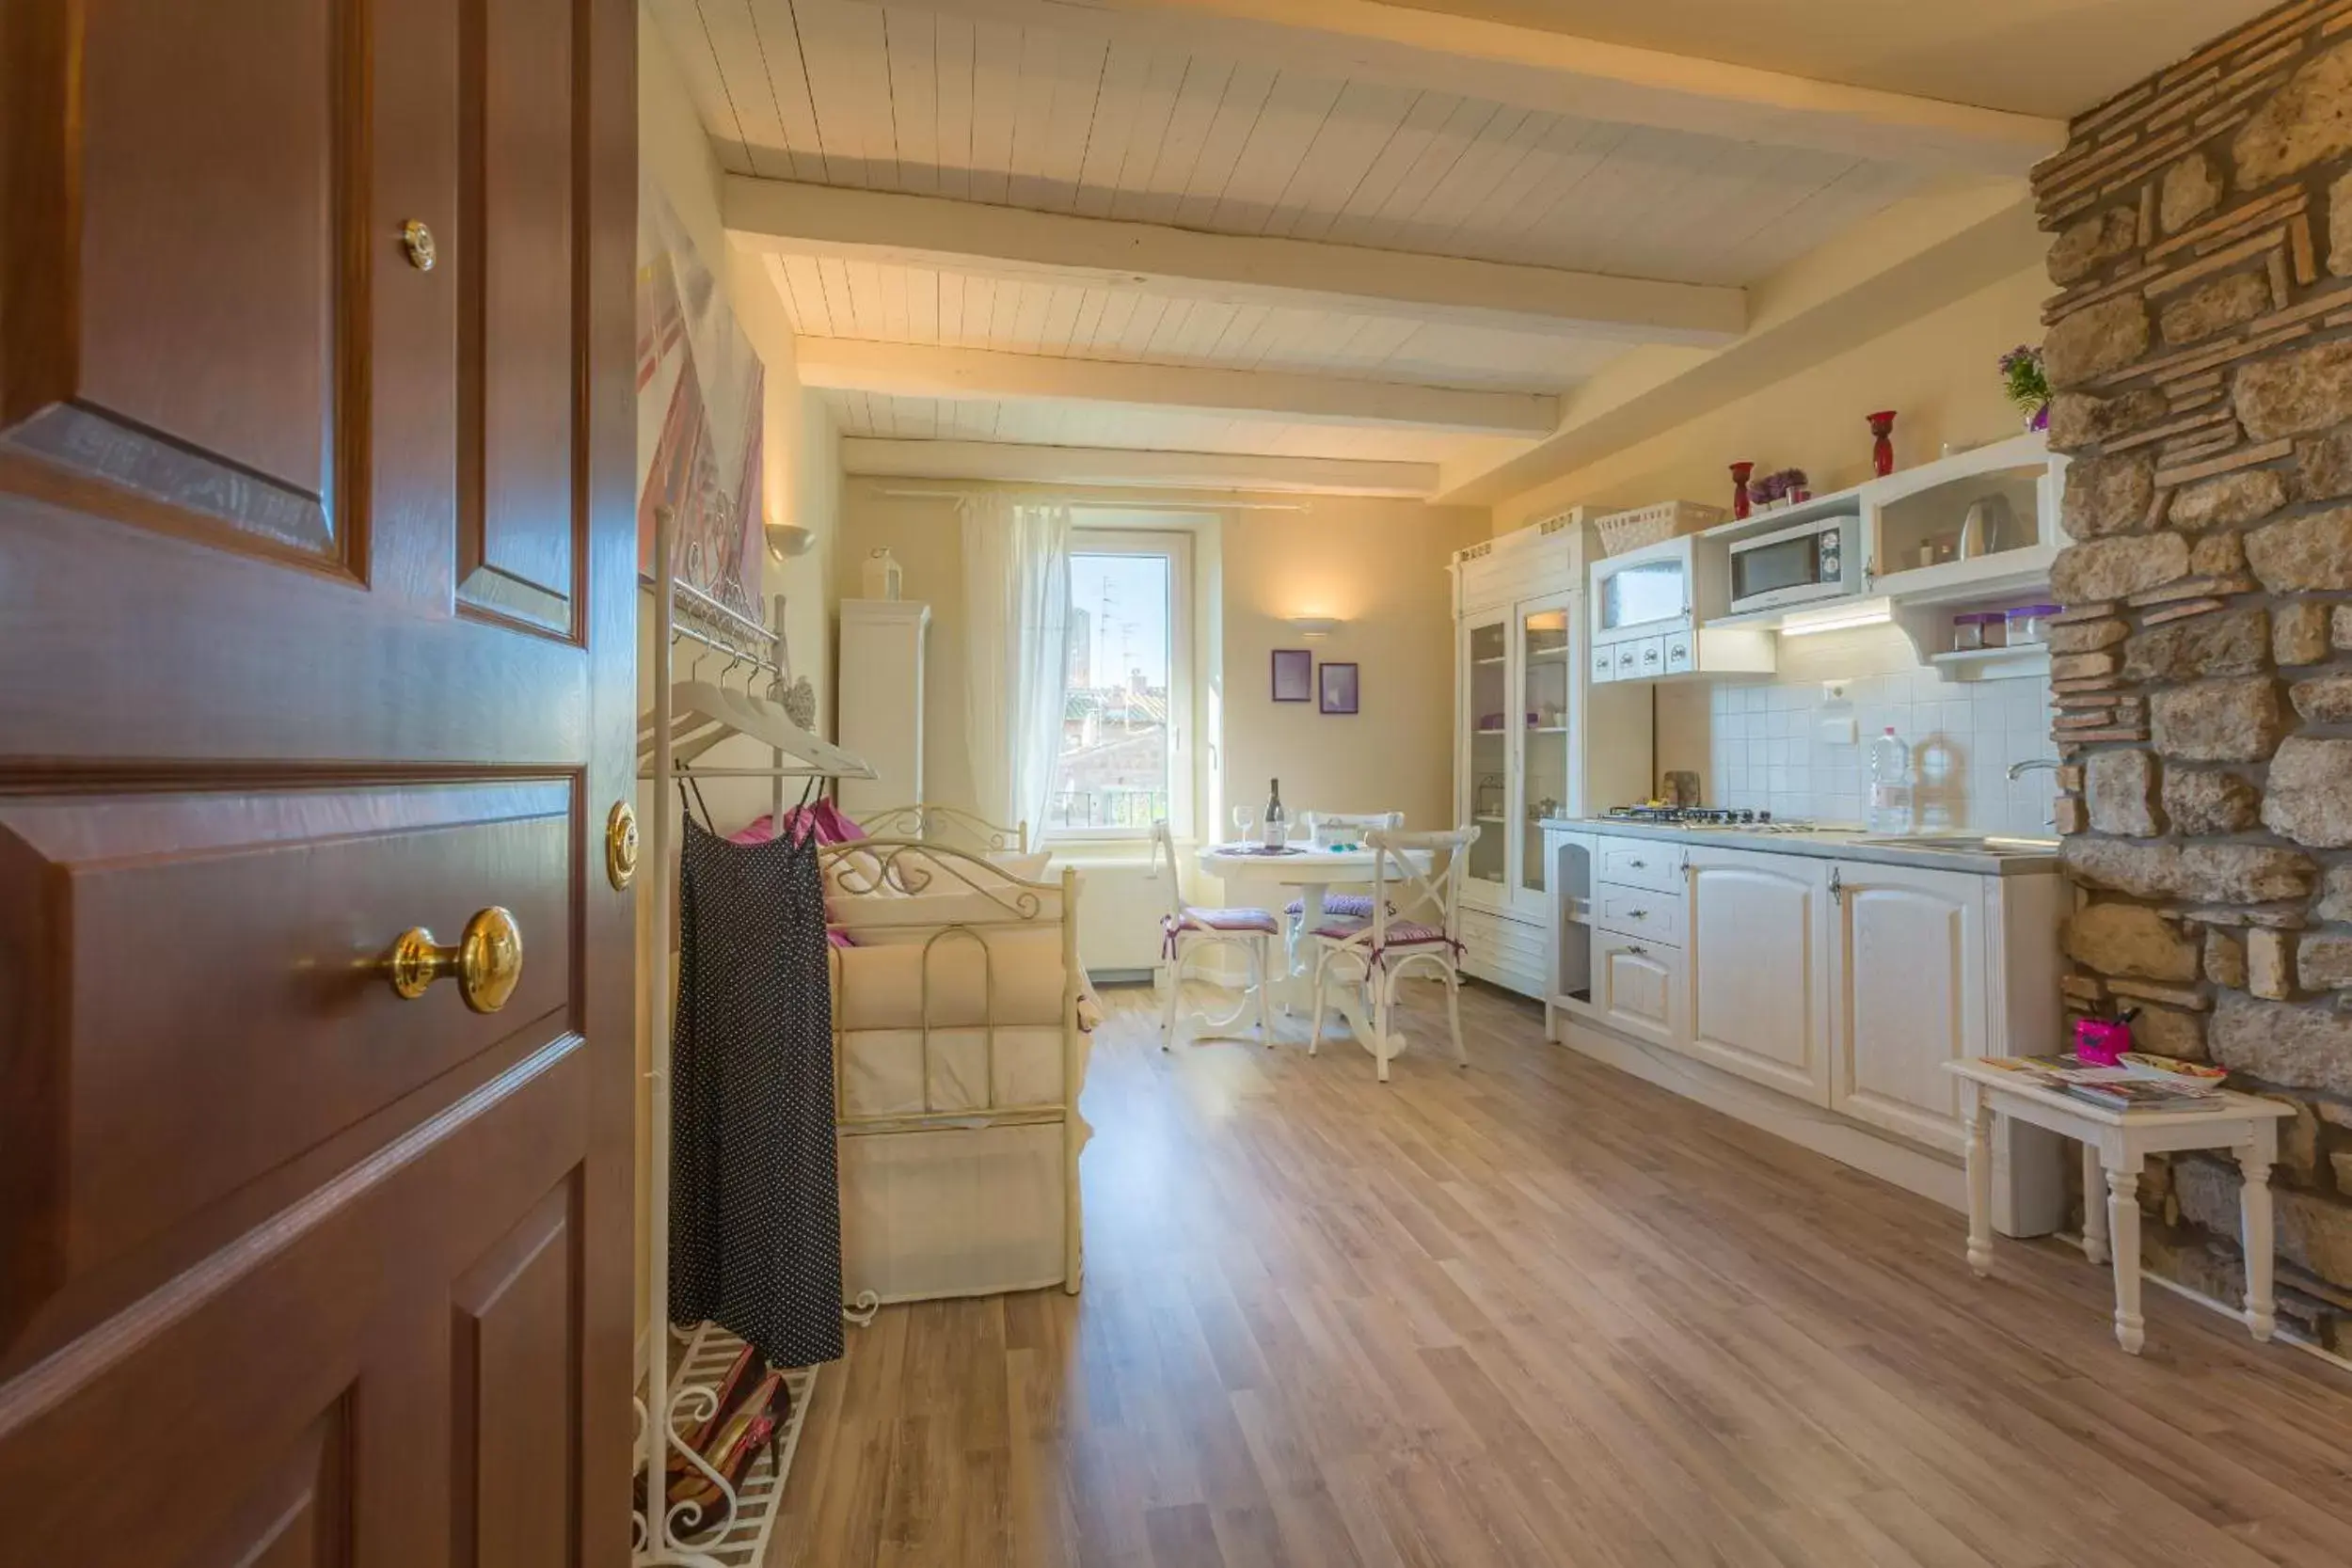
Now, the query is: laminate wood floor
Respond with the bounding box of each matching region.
[768,980,2352,1568]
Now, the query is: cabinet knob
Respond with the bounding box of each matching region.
[1628,858,1645,869]
[1628,944,1649,958]
[1829,869,1844,904]
[1629,908,1648,919]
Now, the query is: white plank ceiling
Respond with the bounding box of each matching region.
[650,0,1942,480]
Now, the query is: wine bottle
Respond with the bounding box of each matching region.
[1263,778,1285,849]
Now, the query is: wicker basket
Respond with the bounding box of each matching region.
[1593,499,1728,557]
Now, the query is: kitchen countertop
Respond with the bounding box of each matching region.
[1540,817,2062,877]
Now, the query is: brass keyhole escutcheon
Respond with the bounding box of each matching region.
[607,800,640,890]
[401,219,437,271]
[383,907,523,1013]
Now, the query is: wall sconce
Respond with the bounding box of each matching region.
[765,520,815,562]
[1289,616,1343,641]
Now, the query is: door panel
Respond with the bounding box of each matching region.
[0,0,636,1562]
[452,1178,581,1568]
[3,0,361,561]
[173,1402,353,1568]
[459,0,583,633]
[1831,867,1986,1152]
[0,781,576,1338]
[1684,850,1827,1100]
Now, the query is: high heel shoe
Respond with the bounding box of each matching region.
[668,1368,795,1543]
[632,1343,764,1524]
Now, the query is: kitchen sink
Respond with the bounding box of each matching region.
[1851,833,2058,855]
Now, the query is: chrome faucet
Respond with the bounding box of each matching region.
[2008,757,2062,830]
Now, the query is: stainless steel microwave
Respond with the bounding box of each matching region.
[1728,514,1863,614]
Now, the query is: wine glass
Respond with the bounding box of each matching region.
[1230,804,1254,846]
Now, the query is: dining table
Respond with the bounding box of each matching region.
[1193,841,1432,1060]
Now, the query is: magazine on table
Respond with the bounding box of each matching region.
[1975,1053,2230,1112]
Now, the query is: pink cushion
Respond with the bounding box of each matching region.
[1311,919,1450,947]
[1170,906,1279,935]
[1286,893,1377,918]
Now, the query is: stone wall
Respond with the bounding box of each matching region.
[2036,0,2352,1348]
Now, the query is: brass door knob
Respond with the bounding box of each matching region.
[383,907,523,1013]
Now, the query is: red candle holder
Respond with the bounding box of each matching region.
[1867,410,1898,478]
[1729,460,1755,521]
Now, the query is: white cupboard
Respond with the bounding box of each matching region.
[1683,848,1829,1101]
[836,598,930,818]
[1452,517,1649,997]
[1827,862,1989,1154]
[1595,931,1681,1048]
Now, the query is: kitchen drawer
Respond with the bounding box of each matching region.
[1597,839,1684,895]
[1461,907,1548,998]
[1662,630,1696,675]
[1631,634,1668,680]
[1610,641,1642,681]
[1590,643,1616,684]
[1595,885,1685,946]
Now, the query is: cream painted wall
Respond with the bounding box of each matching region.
[635,7,844,1355]
[834,480,1484,838]
[1492,264,2054,531]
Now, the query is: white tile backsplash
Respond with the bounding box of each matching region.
[1667,625,2059,836]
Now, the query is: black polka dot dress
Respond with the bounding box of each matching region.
[668,813,846,1369]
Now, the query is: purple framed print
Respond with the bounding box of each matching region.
[1272,648,1313,703]
[1319,661,1359,715]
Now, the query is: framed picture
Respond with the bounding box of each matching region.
[1318,661,1359,715]
[1271,648,1313,703]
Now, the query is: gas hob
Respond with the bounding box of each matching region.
[1602,806,1829,833]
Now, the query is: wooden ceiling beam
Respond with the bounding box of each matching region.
[725,177,1746,346]
[794,340,1558,436]
[839,438,1440,497]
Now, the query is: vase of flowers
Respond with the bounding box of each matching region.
[1752,468,1811,511]
[2001,345,2052,434]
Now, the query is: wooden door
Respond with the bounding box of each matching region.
[1684,847,1829,1101]
[0,2,636,1564]
[1828,863,1988,1153]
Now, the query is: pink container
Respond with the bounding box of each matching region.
[2074,1017,2132,1066]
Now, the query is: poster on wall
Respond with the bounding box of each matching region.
[635,183,763,621]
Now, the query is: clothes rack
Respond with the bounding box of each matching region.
[634,505,873,1568]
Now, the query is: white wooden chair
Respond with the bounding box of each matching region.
[1148,820,1278,1050]
[1283,811,1404,927]
[1306,826,1479,1082]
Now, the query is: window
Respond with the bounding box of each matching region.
[1049,530,1192,839]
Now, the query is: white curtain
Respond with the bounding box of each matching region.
[961,495,1072,839]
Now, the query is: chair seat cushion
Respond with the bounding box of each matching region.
[1170,906,1279,935]
[1311,919,1452,948]
[1285,893,1382,918]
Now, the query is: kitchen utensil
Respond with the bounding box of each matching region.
[1958,494,2014,560]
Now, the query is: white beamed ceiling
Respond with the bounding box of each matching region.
[661,0,1922,280]
[648,0,2234,492]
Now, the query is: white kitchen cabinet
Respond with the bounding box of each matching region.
[1683,848,1830,1101]
[1452,517,1649,997]
[1827,862,1988,1154]
[1595,930,1682,1048]
[837,598,930,818]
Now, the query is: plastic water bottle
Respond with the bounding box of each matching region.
[1867,728,1914,835]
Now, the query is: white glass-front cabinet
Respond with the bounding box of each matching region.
[1461,609,1511,910]
[1452,516,1650,998]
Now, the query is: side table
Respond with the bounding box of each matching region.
[1945,1060,2293,1354]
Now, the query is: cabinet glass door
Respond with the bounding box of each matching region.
[1515,594,1574,912]
[1464,610,1509,899]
